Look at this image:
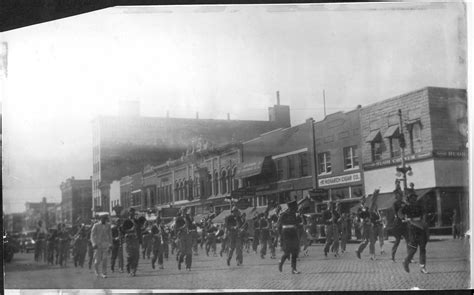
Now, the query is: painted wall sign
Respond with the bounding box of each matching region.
[318,172,361,187]
[363,151,432,170]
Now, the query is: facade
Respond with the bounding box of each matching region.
[24,198,59,231]
[313,108,364,212]
[92,102,291,214]
[60,177,93,225]
[236,119,315,209]
[360,87,468,230]
[119,142,243,216]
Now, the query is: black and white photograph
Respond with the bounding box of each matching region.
[1,1,471,292]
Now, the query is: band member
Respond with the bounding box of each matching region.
[122,208,143,276]
[189,221,199,256]
[111,219,124,273]
[142,222,152,260]
[151,216,164,270]
[299,214,310,257]
[259,213,270,259]
[225,206,245,266]
[205,221,218,256]
[176,208,194,271]
[73,225,88,268]
[391,191,408,262]
[278,199,302,274]
[269,213,279,259]
[252,215,260,254]
[91,214,113,278]
[402,193,429,274]
[356,192,381,261]
[34,221,48,263]
[216,225,226,257]
[322,202,335,257]
[57,223,71,267]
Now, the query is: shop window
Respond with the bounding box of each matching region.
[351,186,364,198]
[371,141,383,161]
[288,156,296,179]
[299,152,309,176]
[276,158,284,180]
[343,146,359,170]
[331,187,349,200]
[409,122,423,154]
[389,137,401,158]
[318,152,332,175]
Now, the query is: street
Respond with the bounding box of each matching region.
[4,236,470,291]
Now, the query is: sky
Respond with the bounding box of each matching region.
[1,2,467,213]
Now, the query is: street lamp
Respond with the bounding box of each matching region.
[396,109,413,197]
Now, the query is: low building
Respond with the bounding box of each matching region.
[60,177,92,225]
[360,87,468,231]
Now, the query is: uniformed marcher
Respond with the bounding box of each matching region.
[225,206,244,266]
[189,221,199,256]
[122,208,143,276]
[391,191,408,262]
[322,202,336,257]
[205,221,218,256]
[176,208,194,271]
[259,213,270,259]
[278,199,302,274]
[151,216,165,270]
[57,223,71,267]
[73,225,88,268]
[111,220,124,273]
[355,202,380,260]
[142,222,152,260]
[402,193,429,274]
[252,215,260,254]
[330,203,342,256]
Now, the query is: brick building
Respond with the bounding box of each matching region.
[236,119,315,208]
[92,101,291,214]
[60,177,93,225]
[313,108,365,212]
[24,197,58,231]
[4,213,24,233]
[360,87,468,231]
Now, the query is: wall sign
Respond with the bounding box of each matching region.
[363,151,432,170]
[318,172,361,187]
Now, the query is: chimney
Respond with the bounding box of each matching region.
[196,112,199,119]
[227,113,230,120]
[276,91,280,105]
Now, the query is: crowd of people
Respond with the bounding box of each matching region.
[30,181,432,278]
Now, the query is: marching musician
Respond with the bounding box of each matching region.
[277,199,302,274]
[151,216,165,270]
[391,184,408,262]
[224,206,244,266]
[122,208,143,276]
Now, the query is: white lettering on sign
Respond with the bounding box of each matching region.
[318,173,361,187]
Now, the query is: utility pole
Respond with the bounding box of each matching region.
[396,109,411,198]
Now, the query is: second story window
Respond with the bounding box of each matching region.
[343,146,359,170]
[371,141,383,161]
[389,137,401,158]
[409,122,423,154]
[299,152,309,176]
[288,156,296,178]
[318,152,332,174]
[276,158,284,180]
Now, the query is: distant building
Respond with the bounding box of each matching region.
[5,212,24,233]
[313,108,364,212]
[360,87,468,230]
[92,99,291,214]
[60,177,92,225]
[24,197,58,231]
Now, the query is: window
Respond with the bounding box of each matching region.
[371,141,383,161]
[390,137,401,158]
[276,158,284,180]
[409,122,423,154]
[221,171,227,194]
[288,156,296,178]
[299,152,309,176]
[343,146,359,170]
[318,152,332,174]
[213,172,219,195]
[232,167,239,190]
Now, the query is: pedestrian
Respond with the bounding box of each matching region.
[330,203,342,257]
[259,213,270,259]
[402,193,429,274]
[189,221,199,256]
[122,208,143,276]
[269,215,279,259]
[162,226,170,260]
[391,191,408,262]
[277,199,302,274]
[299,214,310,257]
[86,225,94,269]
[216,225,226,257]
[151,216,164,270]
[111,220,124,273]
[91,214,112,278]
[57,223,71,267]
[34,221,47,263]
[142,222,152,260]
[46,228,57,265]
[225,206,244,266]
[340,213,350,254]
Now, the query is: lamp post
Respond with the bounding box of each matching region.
[395,109,413,198]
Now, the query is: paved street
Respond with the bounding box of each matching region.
[4,236,470,291]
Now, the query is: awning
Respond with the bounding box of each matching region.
[415,188,434,201]
[235,156,274,179]
[235,159,265,179]
[353,188,434,212]
[366,130,382,142]
[212,209,231,224]
[383,125,400,138]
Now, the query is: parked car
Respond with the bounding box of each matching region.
[22,236,36,253]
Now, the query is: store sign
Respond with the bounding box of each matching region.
[318,173,361,187]
[433,150,467,158]
[363,151,432,170]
